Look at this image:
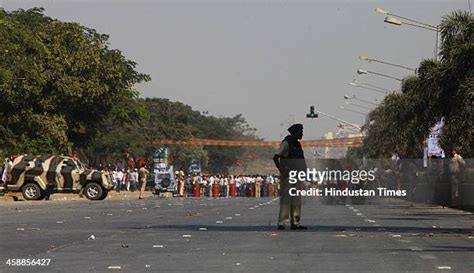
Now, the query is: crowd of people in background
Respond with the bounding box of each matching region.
[186,174,280,198]
[98,164,281,198]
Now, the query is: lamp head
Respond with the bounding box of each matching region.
[375,8,388,14]
[384,16,402,26]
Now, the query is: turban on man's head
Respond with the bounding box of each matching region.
[288,123,303,134]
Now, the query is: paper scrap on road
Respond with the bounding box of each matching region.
[182,234,192,238]
[27,227,41,230]
[391,234,402,238]
[437,266,452,270]
[235,263,241,266]
[56,221,64,224]
[334,234,348,237]
[145,265,151,268]
[107,266,121,269]
[199,227,207,231]
[216,221,223,224]
[152,245,163,248]
[409,246,422,251]
[16,228,25,231]
[226,217,232,220]
[235,214,241,216]
[84,216,91,219]
[107,213,113,216]
[88,235,96,240]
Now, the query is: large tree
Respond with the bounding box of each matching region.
[0,8,150,155]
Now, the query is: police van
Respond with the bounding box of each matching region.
[4,155,113,200]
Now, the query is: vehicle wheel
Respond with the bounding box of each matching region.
[22,183,44,201]
[84,182,104,200]
[98,190,108,200]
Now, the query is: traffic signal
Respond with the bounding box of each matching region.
[306,106,318,118]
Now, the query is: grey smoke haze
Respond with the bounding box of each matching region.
[2,0,469,140]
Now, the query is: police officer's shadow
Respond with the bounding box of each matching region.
[128,224,474,234]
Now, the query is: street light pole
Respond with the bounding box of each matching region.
[339,106,367,116]
[349,80,392,93]
[344,101,372,110]
[375,7,439,61]
[357,69,403,81]
[344,94,377,106]
[359,55,415,72]
[312,108,362,131]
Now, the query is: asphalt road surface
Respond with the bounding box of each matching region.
[1,196,473,273]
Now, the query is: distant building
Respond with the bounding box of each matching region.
[320,125,364,159]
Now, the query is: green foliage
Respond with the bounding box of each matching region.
[358,11,473,158]
[0,8,150,154]
[82,98,254,174]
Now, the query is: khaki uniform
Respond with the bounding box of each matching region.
[138,167,150,198]
[178,171,185,196]
[449,153,465,206]
[255,176,262,198]
[277,138,305,226]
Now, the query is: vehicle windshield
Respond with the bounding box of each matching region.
[73,159,86,172]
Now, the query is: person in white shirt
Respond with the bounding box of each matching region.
[115,169,124,192]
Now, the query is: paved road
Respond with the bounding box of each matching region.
[0,196,473,273]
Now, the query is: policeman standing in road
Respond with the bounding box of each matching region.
[273,124,307,230]
[138,164,150,200]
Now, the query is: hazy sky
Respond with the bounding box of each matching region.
[2,0,470,140]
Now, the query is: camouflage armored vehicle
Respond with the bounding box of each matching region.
[5,155,113,201]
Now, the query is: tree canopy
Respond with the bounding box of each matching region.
[0,8,150,155]
[353,11,473,158]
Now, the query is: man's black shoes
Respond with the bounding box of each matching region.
[290,225,308,230]
[277,225,285,230]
